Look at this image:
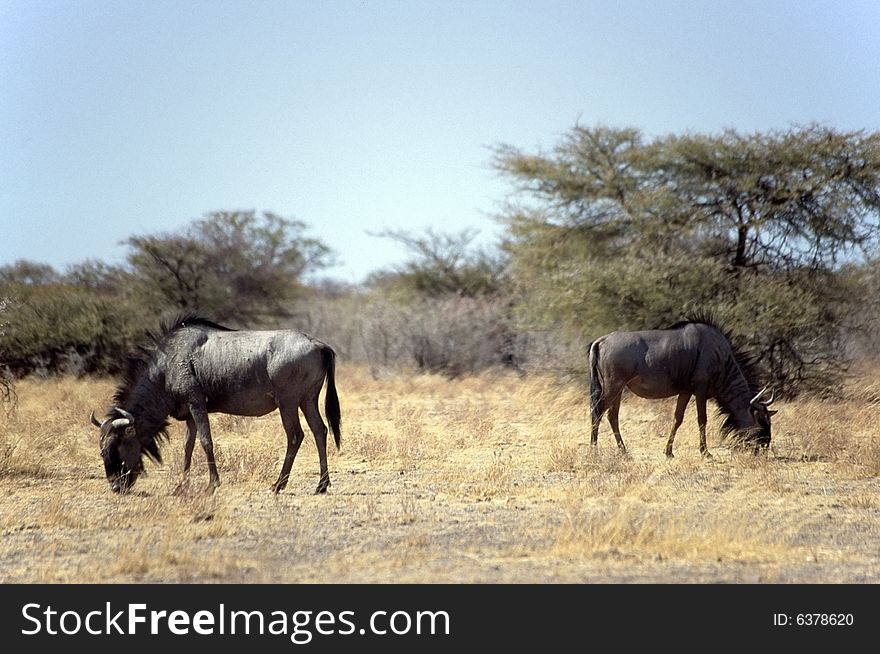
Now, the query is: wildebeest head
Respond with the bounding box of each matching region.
[746,386,777,450]
[90,407,158,493]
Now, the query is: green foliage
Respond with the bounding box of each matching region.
[0,260,59,286]
[64,260,129,295]
[0,280,140,376]
[0,297,13,402]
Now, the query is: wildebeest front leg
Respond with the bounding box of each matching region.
[606,392,627,453]
[665,394,690,458]
[189,403,221,491]
[183,416,197,472]
[272,402,305,494]
[173,417,198,495]
[302,396,331,493]
[695,393,712,458]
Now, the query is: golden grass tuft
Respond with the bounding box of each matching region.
[551,496,798,564]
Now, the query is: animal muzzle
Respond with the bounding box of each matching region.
[108,470,136,493]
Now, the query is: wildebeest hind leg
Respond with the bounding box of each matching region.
[590,396,606,446]
[695,393,712,458]
[272,402,305,494]
[606,393,627,453]
[302,396,331,494]
[590,407,602,446]
[665,394,690,458]
[189,403,220,492]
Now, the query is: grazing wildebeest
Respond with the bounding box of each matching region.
[588,315,776,457]
[90,315,341,494]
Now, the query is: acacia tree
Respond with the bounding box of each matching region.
[126,211,333,323]
[494,124,880,394]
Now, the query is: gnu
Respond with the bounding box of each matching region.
[588,315,776,457]
[90,315,341,494]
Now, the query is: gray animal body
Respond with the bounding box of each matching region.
[588,317,776,457]
[91,315,341,494]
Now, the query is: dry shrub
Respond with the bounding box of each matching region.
[513,373,585,421]
[578,449,653,497]
[397,494,419,525]
[393,404,425,438]
[772,401,851,462]
[447,404,495,438]
[842,361,880,405]
[732,456,798,495]
[343,426,392,461]
[443,449,514,500]
[0,422,52,478]
[212,442,279,487]
[392,404,428,468]
[42,495,89,529]
[110,528,241,581]
[545,436,579,473]
[840,493,877,510]
[0,377,116,479]
[471,450,514,499]
[553,497,793,563]
[846,433,880,477]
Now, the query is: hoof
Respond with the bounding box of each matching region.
[272,474,289,494]
[701,450,713,459]
[314,471,331,494]
[665,451,674,459]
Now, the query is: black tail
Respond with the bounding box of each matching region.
[321,345,341,449]
[588,340,604,423]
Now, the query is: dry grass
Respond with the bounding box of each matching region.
[1,364,879,583]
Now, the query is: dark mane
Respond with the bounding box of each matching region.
[665,310,723,333]
[110,314,236,457]
[667,312,763,437]
[157,312,236,337]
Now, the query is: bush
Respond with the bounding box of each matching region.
[0,282,141,377]
[291,291,519,379]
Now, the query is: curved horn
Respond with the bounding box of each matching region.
[110,417,132,429]
[749,385,770,406]
[762,388,776,406]
[90,411,104,428]
[113,407,135,422]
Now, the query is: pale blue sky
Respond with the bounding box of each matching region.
[2,0,879,283]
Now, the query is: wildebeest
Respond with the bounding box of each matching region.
[90,314,341,494]
[588,315,776,457]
